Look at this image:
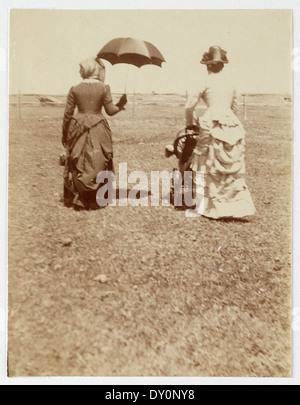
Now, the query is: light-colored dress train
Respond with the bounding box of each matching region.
[185,72,256,219]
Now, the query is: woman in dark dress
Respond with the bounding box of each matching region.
[62,57,127,209]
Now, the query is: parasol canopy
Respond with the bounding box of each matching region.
[97,37,166,68]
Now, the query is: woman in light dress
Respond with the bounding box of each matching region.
[185,46,256,219]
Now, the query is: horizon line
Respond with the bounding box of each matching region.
[9,92,292,97]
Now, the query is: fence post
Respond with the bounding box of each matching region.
[244,93,247,120]
[132,90,135,120]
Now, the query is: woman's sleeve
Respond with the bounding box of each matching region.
[185,91,202,127]
[103,85,120,116]
[62,87,76,140]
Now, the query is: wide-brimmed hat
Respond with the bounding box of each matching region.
[200,46,229,65]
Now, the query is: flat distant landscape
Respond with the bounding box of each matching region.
[9,92,292,107]
[8,93,292,377]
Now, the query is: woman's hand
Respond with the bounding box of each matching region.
[116,94,128,110]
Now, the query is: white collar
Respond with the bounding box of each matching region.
[82,79,101,84]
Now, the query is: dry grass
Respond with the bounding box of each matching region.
[7,95,292,377]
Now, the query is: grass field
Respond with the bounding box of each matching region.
[8,94,292,377]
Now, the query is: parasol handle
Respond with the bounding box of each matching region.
[124,64,130,94]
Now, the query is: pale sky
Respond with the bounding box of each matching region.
[9,9,292,95]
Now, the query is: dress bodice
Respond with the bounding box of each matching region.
[202,75,236,111]
[71,81,113,114]
[185,71,239,127]
[62,80,113,138]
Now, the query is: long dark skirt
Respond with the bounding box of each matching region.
[63,115,114,209]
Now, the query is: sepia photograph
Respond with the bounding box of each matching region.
[4,4,297,382]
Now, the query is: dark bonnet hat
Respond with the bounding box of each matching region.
[201,46,229,65]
